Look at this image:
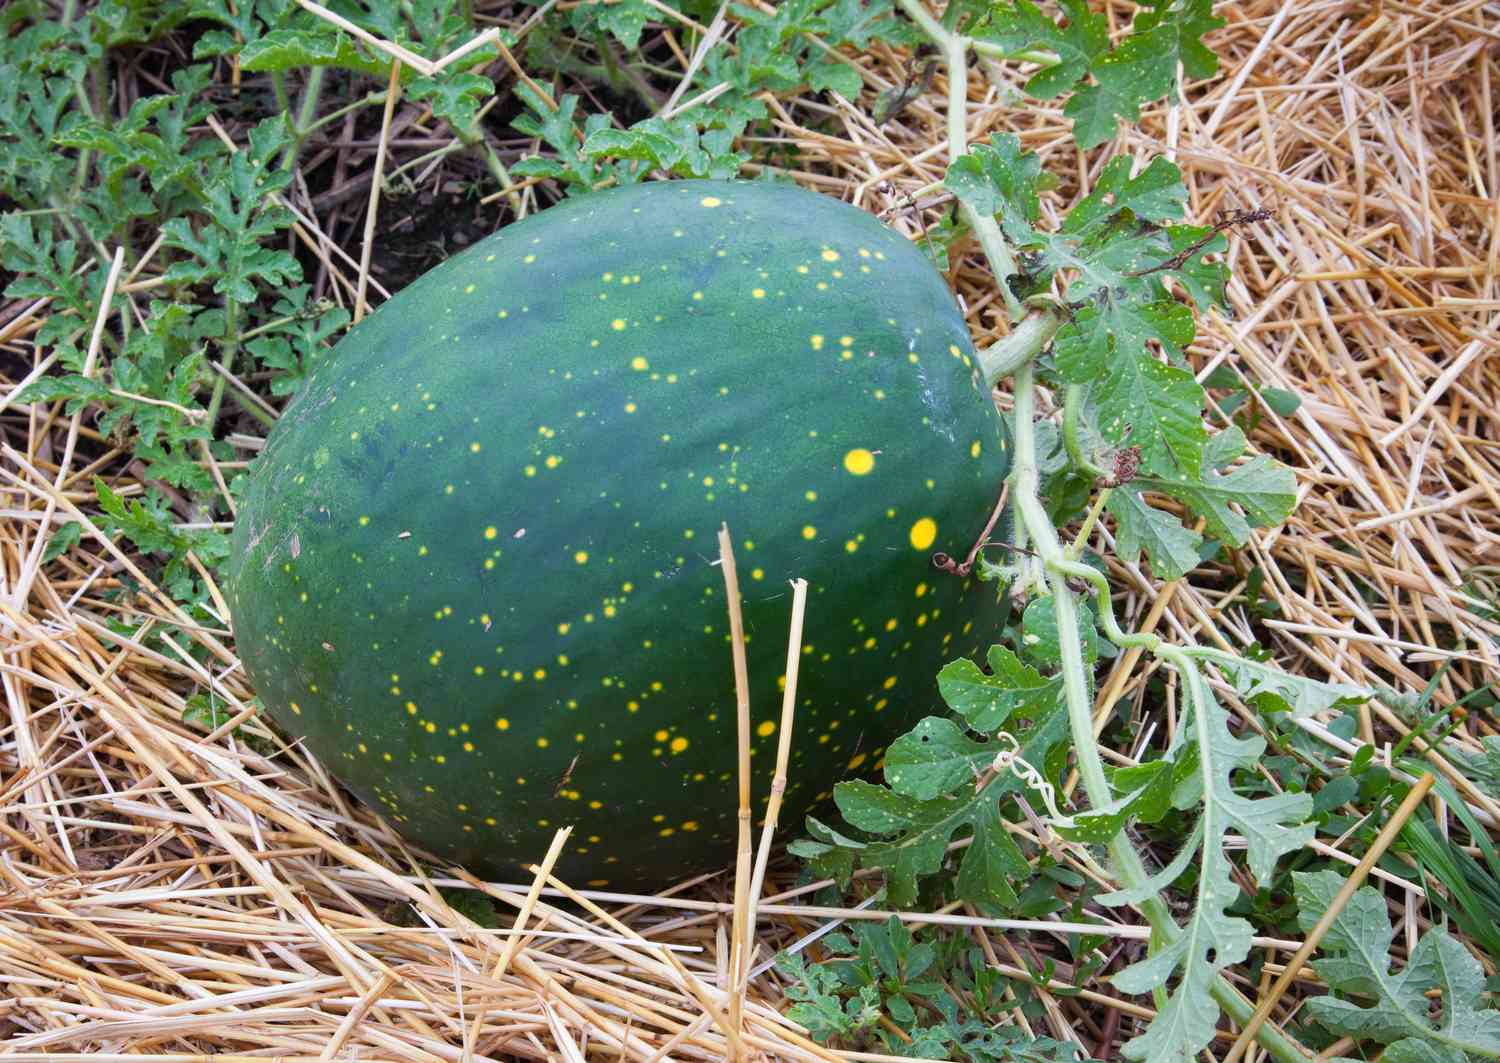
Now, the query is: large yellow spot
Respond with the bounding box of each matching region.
[756,720,777,738]
[574,550,589,565]
[631,356,649,371]
[970,440,982,459]
[484,526,497,540]
[612,318,627,331]
[801,525,817,540]
[821,248,840,262]
[844,448,875,476]
[810,334,825,351]
[496,717,509,730]
[752,288,765,299]
[670,736,689,753]
[654,729,670,742]
[700,195,722,207]
[909,517,938,551]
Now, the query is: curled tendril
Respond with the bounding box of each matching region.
[991,732,1075,829]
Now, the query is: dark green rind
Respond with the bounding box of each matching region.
[227,179,1010,888]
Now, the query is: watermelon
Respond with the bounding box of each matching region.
[227,178,1010,888]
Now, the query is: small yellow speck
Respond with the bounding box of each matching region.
[290,701,302,715]
[751,567,764,581]
[575,551,589,565]
[536,737,549,748]
[821,248,840,262]
[612,318,627,331]
[631,356,648,371]
[470,441,481,453]
[523,253,536,263]
[802,525,816,540]
[845,540,859,553]
[700,195,722,207]
[624,401,637,413]
[496,717,509,730]
[752,288,765,299]
[484,526,497,540]
[692,290,704,301]
[810,334,824,351]
[970,440,982,458]
[464,283,476,294]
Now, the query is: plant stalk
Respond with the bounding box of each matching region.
[892,8,1315,1058]
[203,300,240,436]
[976,307,1060,388]
[1062,383,1108,479]
[898,0,1025,322]
[1012,364,1309,1063]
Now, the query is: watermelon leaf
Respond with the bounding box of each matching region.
[1294,869,1500,1060]
[975,0,1224,147]
[1111,669,1314,1061]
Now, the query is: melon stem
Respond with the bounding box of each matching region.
[975,307,1060,388]
[894,5,1316,1057]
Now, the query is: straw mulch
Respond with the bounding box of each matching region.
[1,1,1496,1059]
